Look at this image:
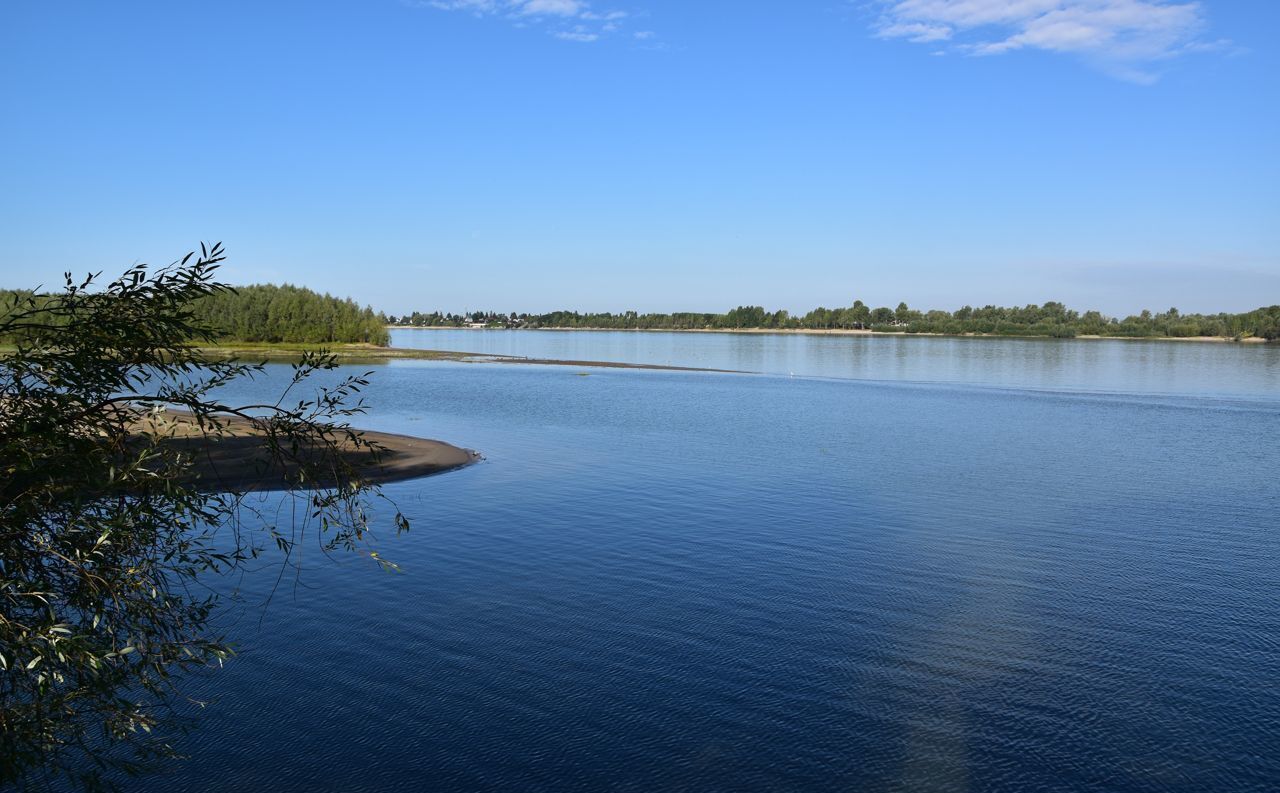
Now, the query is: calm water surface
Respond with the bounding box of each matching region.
[140,334,1279,792]
[393,327,1280,399]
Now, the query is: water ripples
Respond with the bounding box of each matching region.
[133,359,1280,792]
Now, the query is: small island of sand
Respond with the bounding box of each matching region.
[133,410,478,493]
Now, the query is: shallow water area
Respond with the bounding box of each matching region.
[138,333,1280,792]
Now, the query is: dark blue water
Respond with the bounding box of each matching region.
[138,340,1280,792]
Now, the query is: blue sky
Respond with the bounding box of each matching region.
[1,0,1276,315]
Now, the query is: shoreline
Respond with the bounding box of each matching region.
[193,344,745,372]
[386,326,1270,344]
[133,410,478,492]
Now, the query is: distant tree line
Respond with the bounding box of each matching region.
[3,283,390,346]
[389,310,529,329]
[12,283,1276,344]
[390,301,1280,341]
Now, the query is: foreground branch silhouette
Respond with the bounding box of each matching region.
[0,244,410,791]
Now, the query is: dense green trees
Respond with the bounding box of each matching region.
[1,247,406,790]
[2,283,389,347]
[390,301,1280,341]
[1240,306,1280,340]
[189,284,389,345]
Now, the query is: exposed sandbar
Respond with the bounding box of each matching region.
[133,411,477,492]
[194,344,745,372]
[480,355,743,372]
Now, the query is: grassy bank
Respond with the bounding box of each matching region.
[0,341,467,364]
[195,341,466,361]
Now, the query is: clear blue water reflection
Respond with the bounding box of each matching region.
[141,337,1280,792]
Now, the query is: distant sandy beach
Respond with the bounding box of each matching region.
[389,326,1269,344]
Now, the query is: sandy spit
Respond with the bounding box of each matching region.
[132,411,478,493]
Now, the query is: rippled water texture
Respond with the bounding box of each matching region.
[140,334,1279,792]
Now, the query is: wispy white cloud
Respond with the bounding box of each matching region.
[554,26,600,41]
[411,0,644,43]
[873,0,1226,82]
[522,0,584,16]
[879,21,953,42]
[422,0,499,12]
[581,9,628,21]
